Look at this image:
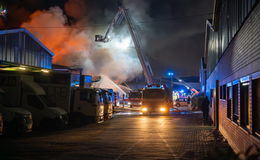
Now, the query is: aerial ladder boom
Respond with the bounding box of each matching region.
[95,7,153,84]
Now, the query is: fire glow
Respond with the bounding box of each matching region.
[21,0,142,83]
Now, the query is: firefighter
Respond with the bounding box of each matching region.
[201,96,210,121]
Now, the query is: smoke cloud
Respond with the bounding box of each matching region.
[21,0,142,83]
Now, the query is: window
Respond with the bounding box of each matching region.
[232,84,239,123]
[27,95,44,109]
[39,95,56,107]
[219,86,223,99]
[223,85,227,99]
[252,78,260,136]
[227,86,232,119]
[220,85,226,100]
[240,82,249,128]
[129,92,141,99]
[143,89,166,99]
[80,90,96,103]
[220,86,223,99]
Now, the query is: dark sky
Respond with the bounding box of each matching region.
[3,0,214,78]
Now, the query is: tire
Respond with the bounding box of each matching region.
[176,103,180,107]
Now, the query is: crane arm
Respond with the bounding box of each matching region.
[95,9,124,43]
[95,7,153,84]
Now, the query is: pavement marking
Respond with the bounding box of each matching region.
[114,137,145,160]
[157,132,177,158]
[156,117,177,158]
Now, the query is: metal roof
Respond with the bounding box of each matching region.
[0,28,54,56]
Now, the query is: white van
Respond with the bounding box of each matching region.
[0,73,68,129]
[0,88,32,134]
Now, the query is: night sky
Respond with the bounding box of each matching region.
[2,0,213,79]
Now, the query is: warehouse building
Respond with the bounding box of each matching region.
[0,28,53,70]
[202,0,260,155]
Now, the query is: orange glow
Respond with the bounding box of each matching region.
[21,7,91,66]
[20,1,143,83]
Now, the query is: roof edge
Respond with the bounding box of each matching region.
[0,28,55,57]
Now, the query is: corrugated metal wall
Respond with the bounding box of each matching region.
[206,2,260,89]
[205,2,260,154]
[207,0,259,75]
[0,31,52,69]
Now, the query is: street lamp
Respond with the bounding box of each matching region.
[168,72,174,90]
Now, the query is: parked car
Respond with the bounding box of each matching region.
[174,98,189,107]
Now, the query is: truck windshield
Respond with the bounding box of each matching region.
[143,89,165,99]
[80,90,97,104]
[39,95,56,107]
[129,92,141,98]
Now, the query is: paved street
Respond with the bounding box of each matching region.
[0,112,235,160]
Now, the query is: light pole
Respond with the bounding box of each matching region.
[168,72,174,90]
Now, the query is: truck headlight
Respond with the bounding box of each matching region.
[141,107,148,112]
[160,107,166,112]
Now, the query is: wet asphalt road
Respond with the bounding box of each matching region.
[0,112,232,160]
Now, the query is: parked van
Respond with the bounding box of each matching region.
[0,72,68,129]
[34,71,105,124]
[174,98,189,107]
[0,88,32,134]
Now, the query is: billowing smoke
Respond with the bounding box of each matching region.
[21,0,142,83]
[22,7,91,66]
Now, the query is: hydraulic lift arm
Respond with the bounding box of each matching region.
[95,7,154,84]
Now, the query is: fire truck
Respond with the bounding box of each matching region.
[141,84,172,115]
[128,90,142,108]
